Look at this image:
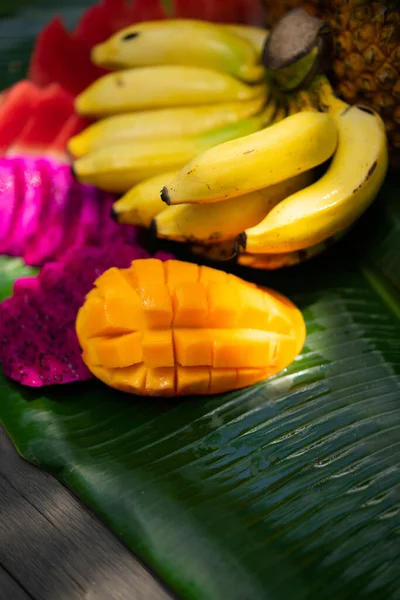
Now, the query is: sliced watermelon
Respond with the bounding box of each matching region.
[29,18,107,97]
[72,0,167,47]
[0,81,41,155]
[72,3,115,48]
[28,0,261,96]
[7,84,75,158]
[0,80,86,160]
[51,114,89,160]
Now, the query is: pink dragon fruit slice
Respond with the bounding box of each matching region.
[0,157,24,255]
[63,182,102,252]
[96,188,136,243]
[13,276,40,296]
[22,158,73,265]
[0,158,18,243]
[51,168,91,260]
[0,156,145,266]
[9,156,50,256]
[0,241,174,387]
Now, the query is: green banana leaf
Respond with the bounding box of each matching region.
[1,2,400,599]
[1,176,400,599]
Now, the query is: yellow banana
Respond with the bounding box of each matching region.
[68,95,267,159]
[238,250,309,270]
[222,24,268,55]
[73,115,265,193]
[153,171,313,244]
[91,19,265,83]
[75,66,266,118]
[244,91,388,254]
[112,171,178,227]
[161,111,338,205]
[189,238,244,262]
[296,89,319,112]
[238,229,349,269]
[272,104,288,123]
[260,94,281,125]
[287,95,300,116]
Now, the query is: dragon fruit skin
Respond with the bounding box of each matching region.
[0,243,174,387]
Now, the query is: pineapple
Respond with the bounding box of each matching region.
[261,0,400,167]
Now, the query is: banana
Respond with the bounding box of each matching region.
[75,66,266,118]
[91,19,265,83]
[244,87,388,254]
[287,95,300,116]
[222,24,269,55]
[73,114,266,193]
[238,250,309,270]
[189,238,244,262]
[296,89,319,112]
[153,171,314,244]
[238,230,347,270]
[112,171,178,227]
[161,110,338,205]
[260,94,281,125]
[68,95,267,159]
[272,104,288,123]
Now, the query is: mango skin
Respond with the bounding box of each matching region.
[76,259,306,396]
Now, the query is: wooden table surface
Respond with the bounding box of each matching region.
[0,426,174,600]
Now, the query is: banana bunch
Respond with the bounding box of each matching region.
[70,17,388,271]
[148,76,387,268]
[70,19,277,193]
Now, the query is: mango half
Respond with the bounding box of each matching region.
[76,259,306,396]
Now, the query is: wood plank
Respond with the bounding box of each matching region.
[0,426,174,600]
[0,564,32,600]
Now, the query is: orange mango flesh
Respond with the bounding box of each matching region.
[76,259,306,396]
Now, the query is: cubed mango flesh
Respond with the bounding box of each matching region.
[76,259,306,396]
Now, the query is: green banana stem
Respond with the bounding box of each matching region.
[271,46,320,92]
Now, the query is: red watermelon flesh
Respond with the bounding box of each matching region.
[29,18,107,97]
[0,81,84,160]
[7,84,75,159]
[73,0,167,47]
[51,114,89,160]
[173,0,263,23]
[0,81,41,155]
[28,0,261,97]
